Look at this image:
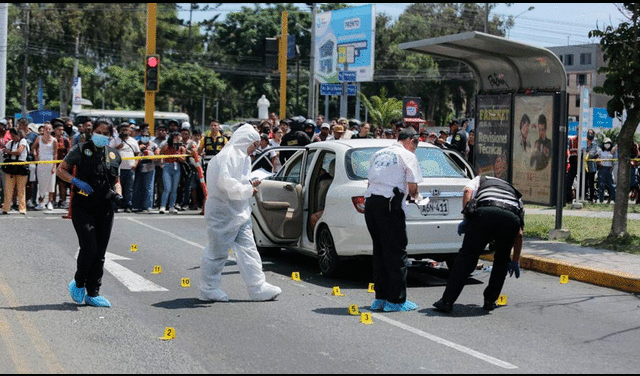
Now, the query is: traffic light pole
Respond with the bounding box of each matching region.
[145,3,157,134]
[278,11,288,120]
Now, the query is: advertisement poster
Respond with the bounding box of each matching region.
[475,94,512,181]
[512,95,554,204]
[314,4,375,84]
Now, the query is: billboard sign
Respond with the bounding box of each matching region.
[475,94,512,182]
[314,4,375,84]
[511,94,555,205]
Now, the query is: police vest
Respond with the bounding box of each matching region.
[475,176,523,211]
[74,142,121,202]
[203,134,226,157]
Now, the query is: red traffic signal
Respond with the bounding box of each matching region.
[147,56,159,68]
[145,54,159,92]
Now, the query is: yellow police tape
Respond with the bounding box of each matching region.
[0,154,190,166]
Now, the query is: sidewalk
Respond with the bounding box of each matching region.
[480,207,640,294]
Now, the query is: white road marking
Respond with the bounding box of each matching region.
[103,252,168,292]
[126,217,206,249]
[73,250,169,292]
[125,217,236,262]
[372,313,518,369]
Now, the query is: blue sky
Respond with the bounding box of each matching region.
[177,3,625,48]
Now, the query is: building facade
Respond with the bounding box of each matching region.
[547,44,609,123]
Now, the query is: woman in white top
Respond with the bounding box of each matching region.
[2,128,30,214]
[32,123,58,210]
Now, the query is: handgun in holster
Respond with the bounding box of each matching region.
[390,187,404,212]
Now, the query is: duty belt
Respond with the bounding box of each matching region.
[477,199,522,216]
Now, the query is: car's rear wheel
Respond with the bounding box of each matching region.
[316,226,340,277]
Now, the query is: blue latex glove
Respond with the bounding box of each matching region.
[457,219,467,236]
[507,261,520,278]
[71,177,93,195]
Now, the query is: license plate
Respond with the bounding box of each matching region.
[419,198,449,215]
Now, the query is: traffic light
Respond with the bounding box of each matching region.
[263,38,278,70]
[145,54,159,92]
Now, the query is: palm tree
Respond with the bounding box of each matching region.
[358,88,402,128]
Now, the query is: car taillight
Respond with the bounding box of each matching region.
[351,196,365,214]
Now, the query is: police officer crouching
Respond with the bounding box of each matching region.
[433,175,524,313]
[57,118,123,307]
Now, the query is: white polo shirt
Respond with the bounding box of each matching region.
[365,142,423,210]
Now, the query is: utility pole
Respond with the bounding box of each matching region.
[278,11,288,120]
[0,3,9,119]
[308,3,316,119]
[145,3,157,134]
[484,3,489,33]
[21,3,29,118]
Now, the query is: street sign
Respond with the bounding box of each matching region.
[320,83,357,96]
[338,71,356,82]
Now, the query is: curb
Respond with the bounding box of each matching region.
[479,254,640,294]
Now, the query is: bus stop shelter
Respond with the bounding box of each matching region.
[399,31,568,230]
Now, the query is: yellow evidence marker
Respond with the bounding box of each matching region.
[130,244,138,252]
[360,312,373,325]
[331,286,345,296]
[158,327,176,340]
[497,294,508,306]
[560,275,569,284]
[367,283,375,293]
[181,278,191,288]
[152,265,162,274]
[348,304,359,315]
[291,272,301,281]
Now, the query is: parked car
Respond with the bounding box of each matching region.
[250,139,475,276]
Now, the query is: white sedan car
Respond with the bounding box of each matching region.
[250,139,475,276]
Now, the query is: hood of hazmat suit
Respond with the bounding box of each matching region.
[205,123,260,233]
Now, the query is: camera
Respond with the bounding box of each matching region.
[105,189,125,207]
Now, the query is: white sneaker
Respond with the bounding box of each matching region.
[35,204,45,211]
[46,202,54,210]
[247,282,282,301]
[169,208,177,214]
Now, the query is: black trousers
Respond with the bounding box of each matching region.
[585,172,596,201]
[71,197,115,297]
[442,206,520,305]
[364,195,408,304]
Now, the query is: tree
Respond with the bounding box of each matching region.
[358,88,402,128]
[589,3,640,239]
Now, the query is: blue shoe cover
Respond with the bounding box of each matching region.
[383,300,419,312]
[85,295,111,307]
[68,280,86,304]
[370,299,387,311]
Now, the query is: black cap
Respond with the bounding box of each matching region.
[51,117,65,127]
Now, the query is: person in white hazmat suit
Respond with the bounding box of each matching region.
[199,123,282,302]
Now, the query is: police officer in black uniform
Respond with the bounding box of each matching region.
[57,118,122,308]
[448,120,468,156]
[199,119,228,176]
[433,175,524,313]
[279,116,311,165]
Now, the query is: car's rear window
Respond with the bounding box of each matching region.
[345,146,468,180]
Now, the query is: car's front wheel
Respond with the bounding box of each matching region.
[316,226,340,277]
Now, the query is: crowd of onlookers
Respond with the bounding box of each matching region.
[0,113,480,215]
[566,129,640,205]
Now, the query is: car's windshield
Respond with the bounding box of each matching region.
[345,146,468,180]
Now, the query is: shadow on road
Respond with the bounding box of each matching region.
[0,302,80,312]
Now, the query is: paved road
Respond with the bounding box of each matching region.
[1,211,639,373]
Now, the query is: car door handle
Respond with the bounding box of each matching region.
[284,184,295,191]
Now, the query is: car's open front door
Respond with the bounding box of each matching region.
[252,151,305,242]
